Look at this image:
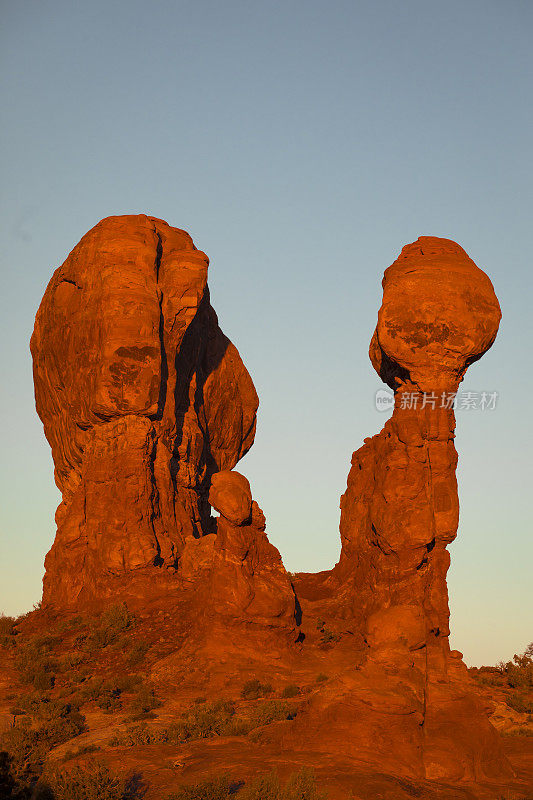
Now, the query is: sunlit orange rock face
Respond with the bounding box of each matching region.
[31,215,294,629]
[290,237,509,782]
[32,226,512,787]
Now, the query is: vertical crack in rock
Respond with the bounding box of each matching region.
[151,226,168,421]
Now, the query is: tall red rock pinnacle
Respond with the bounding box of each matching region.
[336,237,505,780]
[291,237,511,782]
[31,216,264,610]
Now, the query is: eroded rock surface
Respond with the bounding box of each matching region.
[31,216,262,610]
[31,226,513,789]
[290,236,510,782]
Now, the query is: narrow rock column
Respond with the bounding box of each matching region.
[332,236,510,780]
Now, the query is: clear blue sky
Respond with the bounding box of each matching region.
[0,0,531,665]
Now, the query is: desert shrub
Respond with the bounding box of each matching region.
[73,631,89,649]
[316,621,340,647]
[282,768,327,800]
[0,751,16,798]
[59,651,86,672]
[96,687,123,712]
[109,723,162,747]
[55,615,85,635]
[45,761,126,800]
[502,727,533,737]
[62,743,101,761]
[84,603,136,651]
[506,661,533,691]
[102,603,136,633]
[250,700,293,727]
[0,615,16,647]
[478,674,500,687]
[0,615,16,634]
[165,769,327,800]
[494,643,533,692]
[116,673,143,692]
[240,680,272,700]
[176,700,237,740]
[111,700,246,748]
[126,640,150,667]
[128,684,161,717]
[81,675,144,713]
[166,776,232,800]
[315,673,328,683]
[14,638,56,691]
[506,693,533,714]
[0,700,86,779]
[34,698,85,729]
[280,685,300,699]
[238,769,280,800]
[80,678,118,707]
[67,665,93,687]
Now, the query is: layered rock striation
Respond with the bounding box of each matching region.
[31,215,281,615]
[32,223,511,786]
[291,237,509,782]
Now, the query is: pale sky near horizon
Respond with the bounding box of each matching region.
[0,0,531,666]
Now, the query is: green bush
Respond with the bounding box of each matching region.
[502,727,533,737]
[166,776,231,800]
[176,700,237,740]
[165,769,327,800]
[109,723,167,747]
[0,699,86,779]
[45,761,125,800]
[506,693,533,714]
[111,699,248,748]
[238,769,280,800]
[240,680,273,700]
[283,768,327,800]
[316,621,340,647]
[126,640,150,667]
[84,604,136,651]
[494,643,533,692]
[80,678,117,707]
[250,700,293,727]
[55,615,85,634]
[280,685,300,699]
[0,615,16,648]
[62,743,101,761]
[128,684,161,717]
[0,751,16,798]
[59,651,86,672]
[80,675,144,713]
[14,638,56,690]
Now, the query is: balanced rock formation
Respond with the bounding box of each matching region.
[31,215,292,625]
[291,237,511,783]
[31,224,513,788]
[206,470,295,627]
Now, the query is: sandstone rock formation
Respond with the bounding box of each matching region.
[290,236,511,783]
[31,223,513,789]
[31,215,288,621]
